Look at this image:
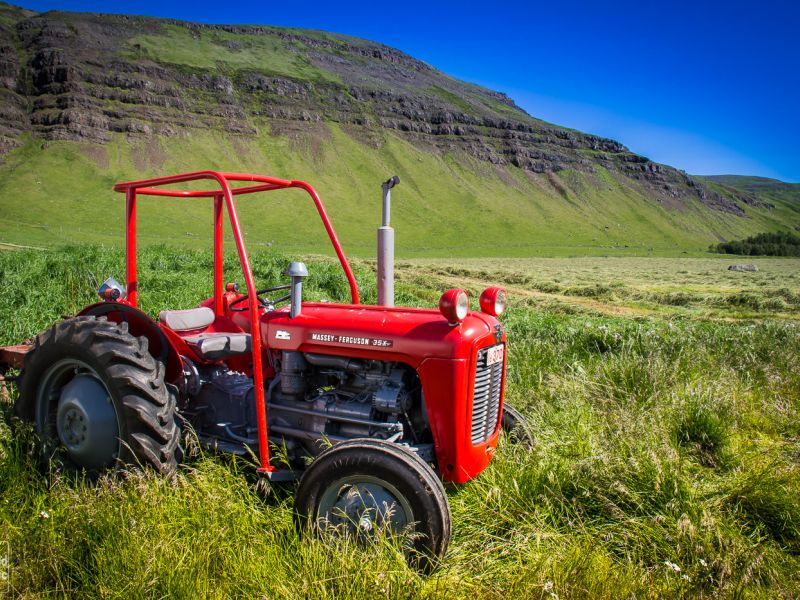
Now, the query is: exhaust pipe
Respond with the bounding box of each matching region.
[378,175,399,306]
[286,261,308,318]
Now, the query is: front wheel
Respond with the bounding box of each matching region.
[501,403,534,447]
[293,439,451,572]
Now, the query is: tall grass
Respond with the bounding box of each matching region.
[1,247,799,597]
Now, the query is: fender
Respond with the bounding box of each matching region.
[78,302,182,382]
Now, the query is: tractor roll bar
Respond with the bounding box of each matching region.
[113,171,360,306]
[114,170,360,473]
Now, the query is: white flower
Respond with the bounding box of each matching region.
[664,560,681,572]
[543,581,554,592]
[39,511,49,520]
[699,558,707,567]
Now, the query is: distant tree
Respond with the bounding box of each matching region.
[709,232,800,256]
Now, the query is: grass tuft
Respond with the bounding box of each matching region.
[673,389,731,468]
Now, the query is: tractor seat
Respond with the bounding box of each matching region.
[182,333,252,361]
[159,307,215,331]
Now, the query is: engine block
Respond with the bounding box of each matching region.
[183,351,430,465]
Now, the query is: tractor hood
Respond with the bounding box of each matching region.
[260,302,502,367]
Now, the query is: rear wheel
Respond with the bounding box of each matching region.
[501,403,534,447]
[15,316,181,476]
[294,439,451,572]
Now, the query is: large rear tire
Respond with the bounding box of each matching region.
[294,439,451,572]
[15,316,181,476]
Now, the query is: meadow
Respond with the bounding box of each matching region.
[0,246,799,598]
[403,256,800,319]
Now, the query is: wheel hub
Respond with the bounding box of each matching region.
[60,407,87,447]
[55,374,119,470]
[318,476,412,535]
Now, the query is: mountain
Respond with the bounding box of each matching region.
[0,3,797,256]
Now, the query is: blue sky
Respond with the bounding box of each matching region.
[18,0,800,182]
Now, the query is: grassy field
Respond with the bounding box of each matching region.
[402,256,800,320]
[1,246,799,598]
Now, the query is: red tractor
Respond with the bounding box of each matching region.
[0,171,528,568]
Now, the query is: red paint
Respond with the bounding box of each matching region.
[288,180,359,304]
[213,194,224,316]
[256,303,494,366]
[125,188,137,307]
[226,301,506,482]
[114,171,359,306]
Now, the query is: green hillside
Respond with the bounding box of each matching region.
[0,5,797,257]
[2,129,797,258]
[701,175,800,213]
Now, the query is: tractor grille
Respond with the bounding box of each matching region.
[470,344,504,445]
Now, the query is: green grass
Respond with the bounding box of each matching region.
[1,126,796,259]
[126,23,341,84]
[701,175,800,206]
[1,246,799,597]
[423,86,477,114]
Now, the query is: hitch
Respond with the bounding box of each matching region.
[0,343,30,370]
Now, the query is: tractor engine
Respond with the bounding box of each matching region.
[183,351,430,465]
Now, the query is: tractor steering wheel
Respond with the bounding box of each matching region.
[228,284,292,312]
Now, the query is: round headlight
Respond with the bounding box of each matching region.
[439,288,469,324]
[479,287,507,317]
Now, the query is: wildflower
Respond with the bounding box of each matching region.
[699,558,707,567]
[38,511,49,520]
[682,574,690,581]
[543,581,554,592]
[664,560,681,572]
